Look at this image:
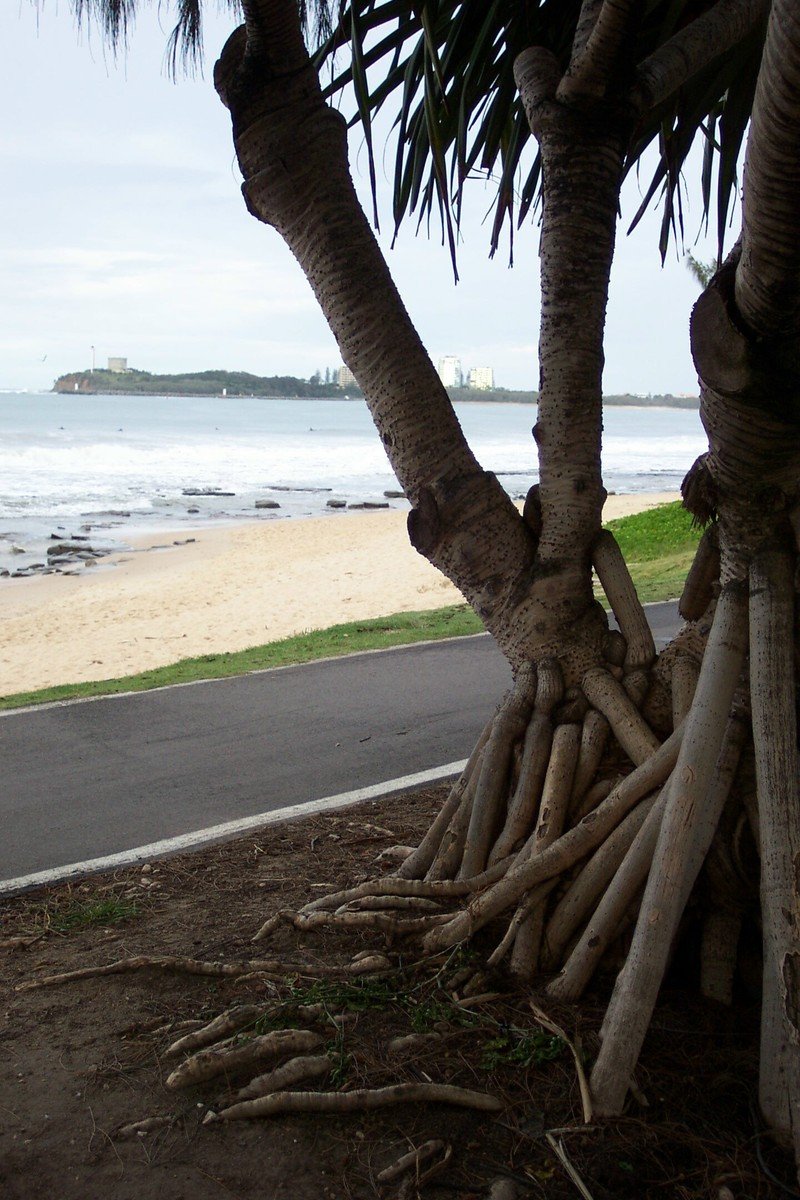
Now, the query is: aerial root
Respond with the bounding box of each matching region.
[670,652,700,725]
[426,765,481,879]
[489,660,562,866]
[546,787,666,1002]
[509,722,581,980]
[679,524,720,622]
[581,667,661,766]
[591,529,656,670]
[460,663,537,877]
[540,788,660,972]
[699,909,742,1005]
[590,581,749,1115]
[165,1028,323,1090]
[568,708,610,817]
[398,713,494,880]
[420,721,684,955]
[204,1081,503,1123]
[749,549,800,1146]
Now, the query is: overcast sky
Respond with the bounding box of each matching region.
[2,3,731,394]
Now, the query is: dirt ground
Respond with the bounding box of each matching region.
[1,785,796,1199]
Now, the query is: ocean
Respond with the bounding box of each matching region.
[0,392,705,576]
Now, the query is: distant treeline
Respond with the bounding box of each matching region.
[52,368,361,398]
[52,369,698,408]
[447,387,698,408]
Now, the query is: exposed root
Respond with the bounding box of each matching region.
[16,953,391,992]
[376,1139,449,1185]
[164,1005,265,1059]
[204,1081,503,1122]
[166,1028,323,1090]
[224,1054,332,1105]
[115,1115,173,1139]
[254,908,452,944]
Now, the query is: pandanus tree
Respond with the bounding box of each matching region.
[66,0,799,1169]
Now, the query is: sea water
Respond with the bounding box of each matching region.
[0,392,705,574]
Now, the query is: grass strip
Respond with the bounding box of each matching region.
[0,502,700,712]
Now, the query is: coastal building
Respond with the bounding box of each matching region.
[107,356,128,373]
[337,364,356,387]
[468,366,494,390]
[437,356,462,387]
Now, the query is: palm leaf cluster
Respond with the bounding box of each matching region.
[318,0,765,263]
[65,0,764,259]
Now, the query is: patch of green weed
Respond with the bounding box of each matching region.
[479,1028,564,1071]
[45,897,140,933]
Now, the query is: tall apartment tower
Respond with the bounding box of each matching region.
[467,366,494,390]
[437,356,462,388]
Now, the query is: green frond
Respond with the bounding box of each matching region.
[319,0,764,263]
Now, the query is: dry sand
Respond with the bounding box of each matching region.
[0,492,678,696]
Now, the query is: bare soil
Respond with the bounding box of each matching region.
[1,786,795,1199]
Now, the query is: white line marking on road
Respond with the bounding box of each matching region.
[0,760,467,896]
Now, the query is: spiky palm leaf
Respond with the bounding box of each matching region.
[65,0,763,260]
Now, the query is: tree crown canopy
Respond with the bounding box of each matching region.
[65,0,764,263]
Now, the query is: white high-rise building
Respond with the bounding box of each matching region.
[468,366,494,390]
[337,364,356,387]
[437,356,462,388]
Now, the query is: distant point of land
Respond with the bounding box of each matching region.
[52,368,698,408]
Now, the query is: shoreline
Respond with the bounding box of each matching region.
[0,493,678,696]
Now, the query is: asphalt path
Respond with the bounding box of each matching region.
[0,601,678,890]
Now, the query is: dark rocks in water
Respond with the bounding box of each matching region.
[348,501,390,510]
[266,485,333,493]
[182,488,236,497]
[255,499,281,510]
[69,534,91,541]
[47,542,95,557]
[80,510,130,518]
[10,544,27,555]
[0,569,9,577]
[326,499,347,509]
[383,489,405,498]
[187,507,200,514]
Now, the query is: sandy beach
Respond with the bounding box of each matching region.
[0,492,678,696]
